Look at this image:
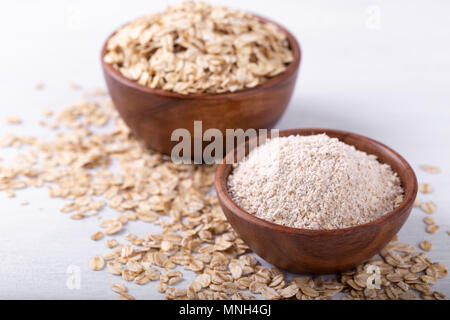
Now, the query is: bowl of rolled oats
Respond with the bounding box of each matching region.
[101,1,300,156]
[215,128,418,274]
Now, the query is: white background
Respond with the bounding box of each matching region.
[0,0,449,299]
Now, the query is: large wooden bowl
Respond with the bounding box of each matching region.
[215,128,418,274]
[101,16,301,156]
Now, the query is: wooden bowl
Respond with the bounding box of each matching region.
[101,15,301,156]
[215,128,418,274]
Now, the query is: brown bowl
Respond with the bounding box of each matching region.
[101,15,301,156]
[215,128,418,274]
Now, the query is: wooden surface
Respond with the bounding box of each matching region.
[101,15,301,157]
[215,128,418,274]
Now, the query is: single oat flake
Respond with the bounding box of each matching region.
[420,202,436,214]
[419,165,440,174]
[426,225,440,235]
[0,91,447,301]
[419,241,433,252]
[112,284,127,294]
[419,183,433,194]
[91,231,104,241]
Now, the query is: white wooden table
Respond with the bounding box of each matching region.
[0,0,448,299]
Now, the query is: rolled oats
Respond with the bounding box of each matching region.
[107,261,123,275]
[157,282,168,293]
[300,286,319,297]
[261,286,280,300]
[419,165,440,174]
[426,224,440,234]
[104,1,293,94]
[399,292,417,300]
[4,117,22,124]
[112,284,127,293]
[2,91,447,301]
[433,291,447,300]
[107,239,119,248]
[419,183,433,194]
[104,221,123,235]
[91,231,104,241]
[118,292,135,300]
[419,240,433,252]
[89,256,105,271]
[420,202,436,214]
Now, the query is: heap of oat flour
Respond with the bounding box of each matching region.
[228,134,404,230]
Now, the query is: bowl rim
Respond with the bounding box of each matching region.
[101,13,301,100]
[215,128,418,236]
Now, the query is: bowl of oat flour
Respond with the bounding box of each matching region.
[215,128,418,273]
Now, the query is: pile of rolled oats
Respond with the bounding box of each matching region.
[104,1,294,94]
[0,90,447,300]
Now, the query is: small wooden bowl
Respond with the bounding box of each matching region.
[215,128,418,274]
[101,15,301,156]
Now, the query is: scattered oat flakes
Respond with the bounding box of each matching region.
[413,197,420,207]
[423,217,435,225]
[35,82,44,90]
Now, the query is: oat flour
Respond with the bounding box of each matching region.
[228,134,404,230]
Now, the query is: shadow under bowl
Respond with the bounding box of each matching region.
[215,128,418,274]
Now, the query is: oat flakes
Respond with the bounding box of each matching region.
[104,1,293,94]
